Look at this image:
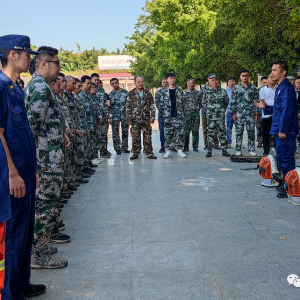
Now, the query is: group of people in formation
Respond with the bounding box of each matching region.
[0,32,298,300]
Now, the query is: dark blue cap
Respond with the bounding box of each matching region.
[0,34,39,55]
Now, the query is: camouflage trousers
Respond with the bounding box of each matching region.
[99,117,108,154]
[207,118,227,151]
[235,114,255,151]
[74,133,85,180]
[84,132,93,167]
[164,117,184,151]
[112,118,129,151]
[62,143,72,192]
[184,111,200,150]
[256,113,263,144]
[33,170,63,252]
[131,121,153,155]
[93,122,101,158]
[66,136,77,186]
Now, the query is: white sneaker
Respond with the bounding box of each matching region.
[249,151,257,156]
[163,150,171,159]
[177,150,187,158]
[236,151,242,156]
[227,144,231,148]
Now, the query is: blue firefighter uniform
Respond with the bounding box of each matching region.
[0,35,40,299]
[270,78,299,179]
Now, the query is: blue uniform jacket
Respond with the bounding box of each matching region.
[270,78,299,135]
[0,71,37,180]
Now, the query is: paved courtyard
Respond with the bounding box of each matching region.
[31,121,300,300]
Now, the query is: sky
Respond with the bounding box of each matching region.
[0,0,146,52]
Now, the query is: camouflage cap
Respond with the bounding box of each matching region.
[208,73,218,79]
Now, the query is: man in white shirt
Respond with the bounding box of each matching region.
[257,74,276,155]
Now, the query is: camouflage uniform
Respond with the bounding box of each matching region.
[64,91,82,182]
[90,94,101,158]
[73,93,87,178]
[230,83,259,151]
[155,88,165,148]
[79,90,94,166]
[94,86,108,154]
[159,86,185,151]
[200,86,229,151]
[126,88,156,155]
[56,93,74,193]
[108,88,129,151]
[201,84,219,148]
[24,73,64,252]
[183,90,201,150]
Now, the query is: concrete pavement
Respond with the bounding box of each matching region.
[31,123,300,300]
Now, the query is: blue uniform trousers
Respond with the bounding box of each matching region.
[2,177,36,300]
[158,115,165,148]
[275,134,296,179]
[226,112,235,144]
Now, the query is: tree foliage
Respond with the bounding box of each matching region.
[125,0,300,87]
[58,45,129,72]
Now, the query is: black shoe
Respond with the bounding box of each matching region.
[183,148,189,152]
[100,152,111,158]
[89,163,98,168]
[60,199,68,205]
[204,147,207,150]
[78,178,89,184]
[83,168,95,173]
[59,203,64,209]
[147,154,157,159]
[81,172,91,178]
[276,184,284,192]
[24,284,46,298]
[277,191,288,198]
[68,186,77,191]
[106,150,112,155]
[205,151,212,158]
[116,150,121,155]
[193,148,198,152]
[213,145,221,150]
[159,147,165,153]
[222,150,231,157]
[62,193,71,199]
[171,147,177,152]
[263,152,269,156]
[130,154,138,160]
[49,233,71,244]
[122,149,130,153]
[257,143,263,148]
[58,222,65,231]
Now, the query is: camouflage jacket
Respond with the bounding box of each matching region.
[57,93,72,129]
[200,86,229,120]
[183,89,202,114]
[126,88,156,122]
[108,88,128,120]
[200,84,208,116]
[155,88,163,117]
[159,86,185,119]
[79,91,94,131]
[90,94,101,128]
[96,86,108,118]
[64,91,80,130]
[230,83,259,116]
[24,73,64,174]
[73,93,87,132]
